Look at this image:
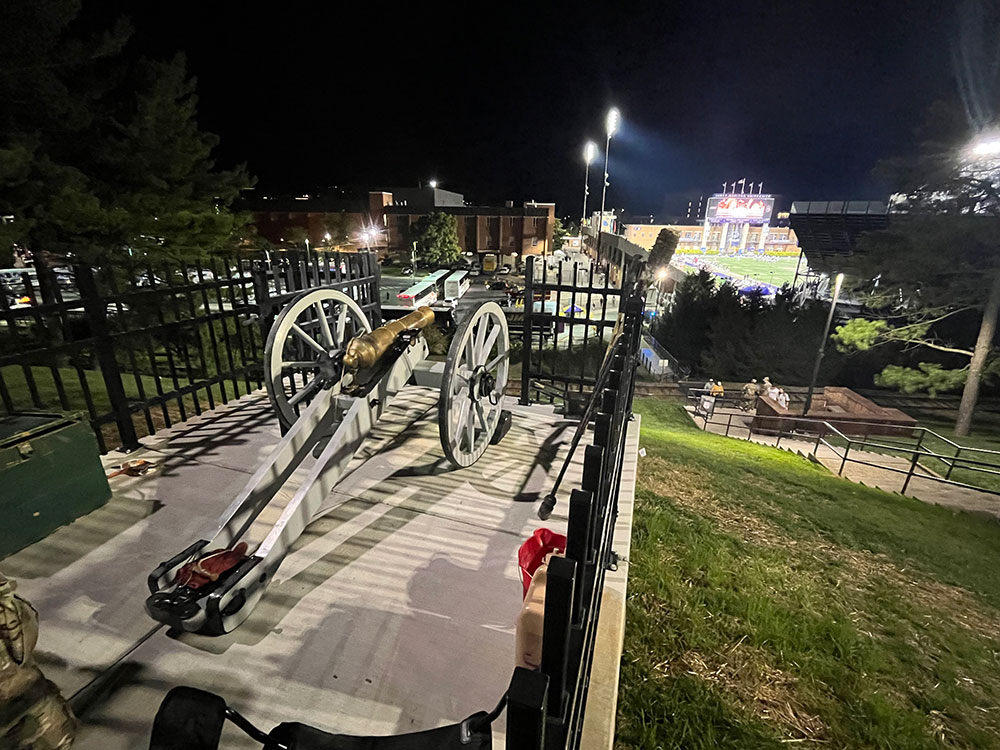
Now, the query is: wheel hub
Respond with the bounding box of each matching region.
[315,350,343,388]
[468,365,495,402]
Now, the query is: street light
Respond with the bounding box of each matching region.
[803,272,845,414]
[968,130,1000,159]
[598,107,621,284]
[655,267,668,308]
[429,179,438,189]
[581,141,598,233]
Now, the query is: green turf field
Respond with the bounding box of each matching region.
[674,255,802,288]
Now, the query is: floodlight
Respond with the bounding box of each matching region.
[606,108,621,137]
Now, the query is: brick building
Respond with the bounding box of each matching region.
[244,187,556,266]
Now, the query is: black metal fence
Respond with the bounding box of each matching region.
[519,256,628,405]
[0,251,380,453]
[507,271,644,749]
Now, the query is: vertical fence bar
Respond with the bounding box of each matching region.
[199,263,229,405]
[104,263,155,436]
[76,264,141,452]
[163,262,200,417]
[212,259,241,397]
[567,488,595,625]
[902,429,925,494]
[506,668,548,750]
[184,262,216,411]
[946,445,960,481]
[541,555,577,725]
[520,257,534,405]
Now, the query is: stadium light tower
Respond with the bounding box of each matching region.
[803,272,845,414]
[598,107,621,283]
[581,141,598,232]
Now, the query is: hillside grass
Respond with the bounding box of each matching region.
[617,399,1000,749]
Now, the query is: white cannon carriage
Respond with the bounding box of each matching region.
[145,288,511,635]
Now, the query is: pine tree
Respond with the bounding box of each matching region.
[0,0,251,265]
[648,228,679,269]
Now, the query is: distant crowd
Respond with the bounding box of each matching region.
[701,376,789,410]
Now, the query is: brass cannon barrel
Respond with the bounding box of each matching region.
[342,306,435,370]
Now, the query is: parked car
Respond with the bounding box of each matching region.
[498,264,512,275]
[401,266,414,276]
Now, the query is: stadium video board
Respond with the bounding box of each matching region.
[707,195,774,223]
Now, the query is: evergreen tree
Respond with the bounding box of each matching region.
[648,228,679,269]
[0,0,251,265]
[412,212,461,266]
[551,217,568,255]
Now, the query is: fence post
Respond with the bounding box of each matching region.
[839,440,850,476]
[76,264,142,452]
[567,488,594,625]
[541,555,577,725]
[520,257,534,405]
[901,430,925,495]
[946,445,960,481]
[506,667,548,750]
[902,450,919,495]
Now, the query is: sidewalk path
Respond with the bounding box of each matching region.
[690,407,1000,518]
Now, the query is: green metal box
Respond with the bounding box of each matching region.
[1,412,111,559]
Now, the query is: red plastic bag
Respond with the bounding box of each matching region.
[518,528,567,599]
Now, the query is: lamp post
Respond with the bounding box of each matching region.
[597,107,620,283]
[581,141,598,235]
[656,267,668,309]
[803,272,844,415]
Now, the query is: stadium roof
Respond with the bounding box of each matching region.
[789,200,889,274]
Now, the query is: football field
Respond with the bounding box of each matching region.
[674,255,802,288]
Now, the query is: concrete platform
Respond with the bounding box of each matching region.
[1,386,638,748]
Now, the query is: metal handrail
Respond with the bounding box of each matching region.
[695,408,1000,498]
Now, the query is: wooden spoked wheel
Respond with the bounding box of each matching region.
[438,302,510,468]
[264,289,371,430]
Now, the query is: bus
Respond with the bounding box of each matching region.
[423,269,449,292]
[397,280,438,308]
[443,270,470,301]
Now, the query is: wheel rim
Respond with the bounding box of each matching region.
[264,289,372,429]
[439,302,510,468]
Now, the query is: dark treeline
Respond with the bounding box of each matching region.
[652,271,894,387]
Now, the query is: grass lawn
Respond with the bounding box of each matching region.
[2,365,256,448]
[674,255,801,288]
[618,399,1000,749]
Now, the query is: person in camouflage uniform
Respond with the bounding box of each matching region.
[740,378,759,411]
[0,572,75,749]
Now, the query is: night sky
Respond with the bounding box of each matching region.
[84,1,956,217]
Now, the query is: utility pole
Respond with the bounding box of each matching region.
[803,273,844,415]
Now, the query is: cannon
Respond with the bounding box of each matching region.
[145,288,511,635]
